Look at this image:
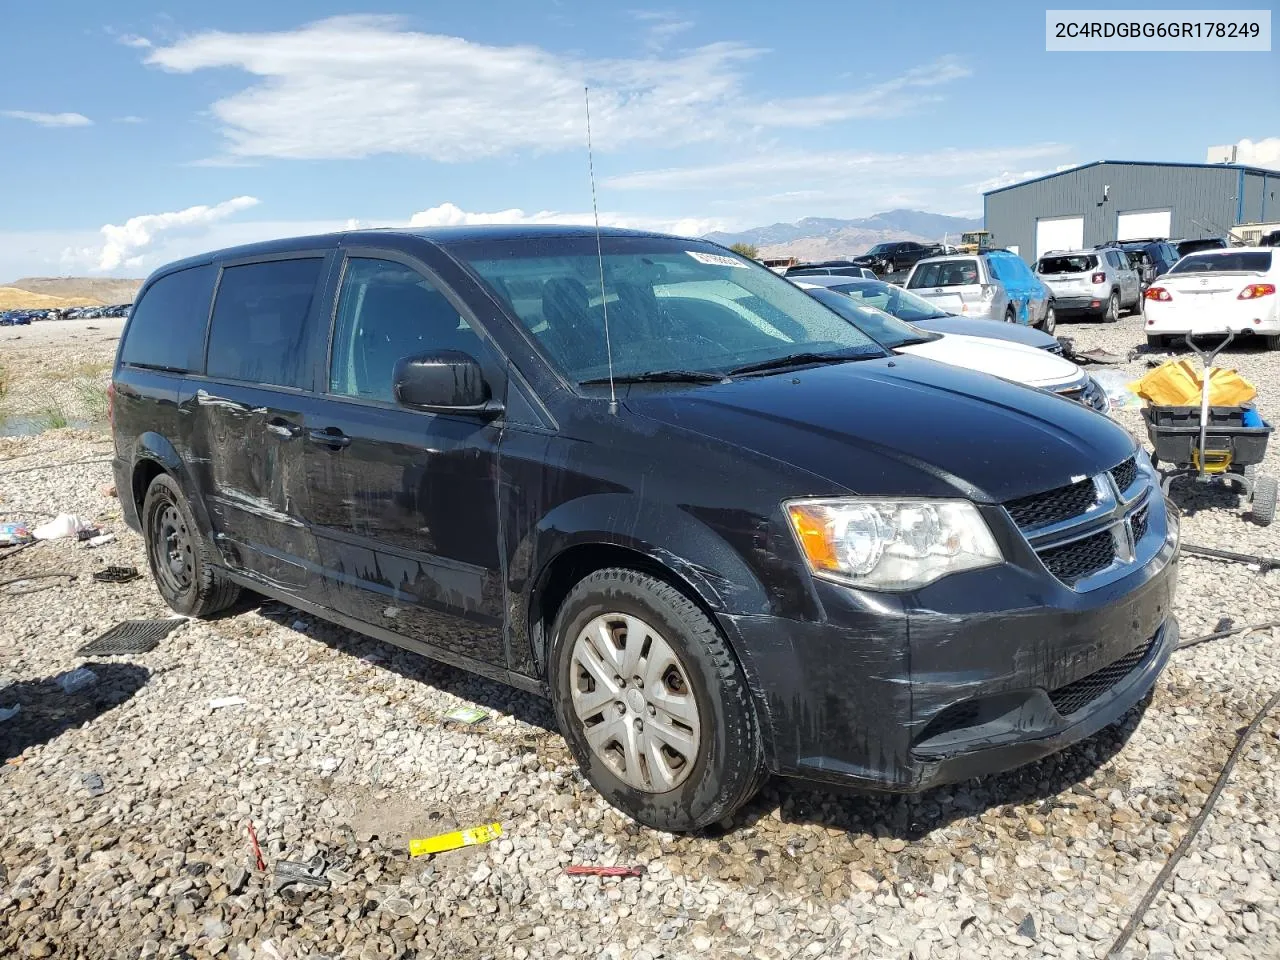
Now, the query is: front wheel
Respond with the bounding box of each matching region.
[549,568,765,832]
[1004,306,1016,324]
[1039,301,1056,335]
[143,473,240,617]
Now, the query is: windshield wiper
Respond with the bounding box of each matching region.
[578,370,729,385]
[727,351,865,377]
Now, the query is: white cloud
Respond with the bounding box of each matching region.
[407,201,724,238]
[629,10,695,49]
[605,143,1071,191]
[143,16,969,163]
[118,34,152,48]
[73,197,262,272]
[1223,137,1280,170]
[1,110,92,128]
[114,115,146,124]
[968,163,1077,193]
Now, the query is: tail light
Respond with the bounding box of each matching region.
[978,284,995,301]
[1091,272,1107,284]
[107,382,116,427]
[1145,287,1172,302]
[1238,283,1276,300]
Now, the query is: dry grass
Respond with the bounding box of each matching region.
[0,286,102,309]
[48,360,113,382]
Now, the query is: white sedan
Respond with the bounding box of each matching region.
[798,283,1109,413]
[1143,247,1278,350]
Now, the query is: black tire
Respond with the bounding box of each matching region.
[1004,306,1016,324]
[1104,291,1120,323]
[142,473,240,617]
[1146,334,1167,351]
[1265,334,1280,351]
[549,568,765,832]
[1251,476,1277,526]
[1039,301,1057,335]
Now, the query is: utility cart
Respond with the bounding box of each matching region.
[1142,332,1276,526]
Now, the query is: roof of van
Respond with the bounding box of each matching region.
[144,225,691,280]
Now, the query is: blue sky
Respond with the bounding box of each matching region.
[1,1,1276,279]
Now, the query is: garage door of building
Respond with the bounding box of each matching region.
[1117,209,1172,241]
[1035,216,1084,258]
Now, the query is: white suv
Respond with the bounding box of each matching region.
[1035,249,1141,322]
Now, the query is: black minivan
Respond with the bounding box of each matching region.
[111,227,1179,831]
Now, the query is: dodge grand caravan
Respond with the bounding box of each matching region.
[111,227,1179,831]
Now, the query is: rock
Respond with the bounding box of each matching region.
[849,870,879,893]
[1016,914,1037,940]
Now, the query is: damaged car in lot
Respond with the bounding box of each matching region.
[111,226,1180,831]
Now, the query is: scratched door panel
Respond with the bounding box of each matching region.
[303,400,506,665]
[182,382,317,590]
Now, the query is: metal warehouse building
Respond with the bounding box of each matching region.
[984,160,1278,263]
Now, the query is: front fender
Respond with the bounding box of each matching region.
[518,493,772,619]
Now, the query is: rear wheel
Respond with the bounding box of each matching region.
[549,568,765,832]
[1146,334,1167,351]
[1265,334,1280,351]
[1039,301,1057,335]
[1004,306,1016,324]
[142,473,240,617]
[1104,291,1120,323]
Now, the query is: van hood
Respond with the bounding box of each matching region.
[898,333,1081,388]
[625,354,1134,504]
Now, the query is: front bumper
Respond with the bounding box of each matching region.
[720,508,1178,792]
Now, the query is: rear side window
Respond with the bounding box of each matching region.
[1038,255,1097,274]
[908,260,980,288]
[206,258,325,389]
[1170,251,1273,274]
[120,265,215,372]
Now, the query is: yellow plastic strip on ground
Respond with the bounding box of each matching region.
[409,823,503,857]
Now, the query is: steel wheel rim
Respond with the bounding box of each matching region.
[569,612,701,793]
[152,501,194,594]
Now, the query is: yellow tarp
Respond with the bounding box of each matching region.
[1129,359,1257,407]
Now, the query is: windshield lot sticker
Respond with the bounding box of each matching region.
[687,251,750,268]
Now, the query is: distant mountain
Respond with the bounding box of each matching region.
[4,276,143,306]
[706,209,984,261]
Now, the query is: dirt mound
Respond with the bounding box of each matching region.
[6,276,142,304]
[0,287,102,309]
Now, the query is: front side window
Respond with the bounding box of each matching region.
[452,238,883,382]
[329,258,478,402]
[206,258,324,388]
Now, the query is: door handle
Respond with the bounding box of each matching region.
[307,427,351,449]
[266,417,302,439]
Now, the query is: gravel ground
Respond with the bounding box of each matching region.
[2,312,1279,959]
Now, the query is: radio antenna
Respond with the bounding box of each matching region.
[584,85,617,414]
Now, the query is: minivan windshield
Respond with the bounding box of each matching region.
[455,238,887,382]
[1168,251,1273,275]
[823,279,952,321]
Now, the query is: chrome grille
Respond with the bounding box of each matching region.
[1049,633,1157,716]
[1005,478,1098,530]
[1131,504,1150,543]
[1004,454,1160,591]
[1039,531,1117,585]
[1111,457,1137,494]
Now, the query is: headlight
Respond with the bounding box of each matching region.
[785,498,1003,591]
[1082,375,1110,413]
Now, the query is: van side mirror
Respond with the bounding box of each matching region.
[393,351,502,417]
